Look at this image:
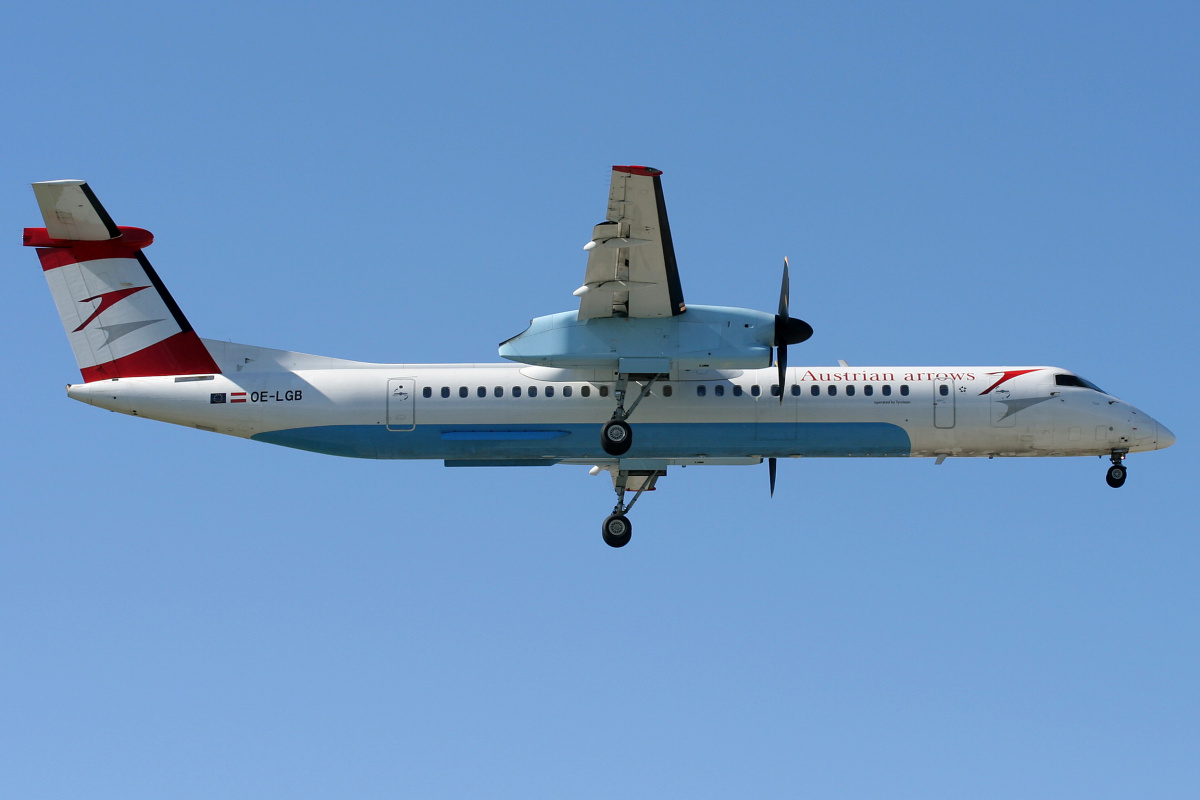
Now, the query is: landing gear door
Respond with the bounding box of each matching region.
[933,379,956,428]
[387,378,415,431]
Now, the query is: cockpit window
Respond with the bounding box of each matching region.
[1055,374,1106,393]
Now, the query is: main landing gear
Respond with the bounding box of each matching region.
[600,468,663,547]
[600,374,663,456]
[1106,450,1128,488]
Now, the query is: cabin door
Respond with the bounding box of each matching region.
[386,378,416,431]
[933,379,956,428]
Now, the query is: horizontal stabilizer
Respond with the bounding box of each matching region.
[32,180,121,241]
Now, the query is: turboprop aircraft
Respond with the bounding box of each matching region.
[26,167,1175,547]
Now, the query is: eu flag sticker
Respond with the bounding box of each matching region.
[210,393,227,404]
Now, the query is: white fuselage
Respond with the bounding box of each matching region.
[64,340,1171,466]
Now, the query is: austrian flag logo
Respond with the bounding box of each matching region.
[210,392,246,404]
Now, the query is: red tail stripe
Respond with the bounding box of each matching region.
[78,331,221,382]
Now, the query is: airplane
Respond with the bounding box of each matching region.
[25,167,1175,547]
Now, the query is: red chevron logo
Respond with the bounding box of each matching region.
[73,286,151,332]
[979,369,1041,395]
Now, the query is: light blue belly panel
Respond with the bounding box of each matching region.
[252,422,912,460]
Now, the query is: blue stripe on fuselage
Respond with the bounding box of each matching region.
[251,422,912,460]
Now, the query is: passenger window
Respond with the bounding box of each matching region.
[714,384,725,396]
[441,387,450,399]
[791,384,800,396]
[565,386,574,397]
[939,384,949,396]
[599,386,609,397]
[529,386,538,397]
[882,385,891,396]
[581,386,590,397]
[900,385,909,396]
[810,385,819,397]
[864,385,873,396]
[697,385,707,397]
[751,385,761,397]
[422,386,432,398]
[846,385,856,397]
[733,385,744,397]
[477,386,486,398]
[771,384,781,397]
[513,386,522,398]
[494,386,503,397]
[545,386,555,397]
[663,385,673,397]
[828,385,837,396]
[459,386,468,398]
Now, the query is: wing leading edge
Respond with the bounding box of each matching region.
[575,166,686,320]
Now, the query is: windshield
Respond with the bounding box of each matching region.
[1055,373,1107,394]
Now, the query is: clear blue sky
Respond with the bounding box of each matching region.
[3,3,1197,797]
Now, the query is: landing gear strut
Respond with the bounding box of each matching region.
[1106,450,1128,488]
[601,468,662,547]
[600,374,663,456]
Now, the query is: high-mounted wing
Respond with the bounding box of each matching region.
[575,166,686,320]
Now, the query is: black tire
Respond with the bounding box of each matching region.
[1106,465,1127,488]
[601,420,633,455]
[602,514,632,548]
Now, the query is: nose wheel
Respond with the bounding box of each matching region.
[599,373,662,456]
[601,420,632,455]
[1106,451,1127,488]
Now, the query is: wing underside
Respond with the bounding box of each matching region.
[576,166,686,320]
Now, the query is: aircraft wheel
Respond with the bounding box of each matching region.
[602,514,632,548]
[601,420,633,455]
[1106,464,1127,488]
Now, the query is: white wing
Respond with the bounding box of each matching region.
[575,166,686,320]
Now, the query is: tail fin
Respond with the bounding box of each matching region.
[24,180,220,382]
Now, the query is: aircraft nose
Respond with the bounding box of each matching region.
[1157,422,1176,450]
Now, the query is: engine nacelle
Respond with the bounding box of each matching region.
[498,305,776,371]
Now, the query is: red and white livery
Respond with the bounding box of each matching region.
[26,169,1175,547]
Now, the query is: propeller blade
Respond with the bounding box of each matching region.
[769,457,777,497]
[775,257,790,403]
[776,342,787,404]
[778,256,790,319]
[774,256,812,346]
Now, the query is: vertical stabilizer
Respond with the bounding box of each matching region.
[25,181,220,382]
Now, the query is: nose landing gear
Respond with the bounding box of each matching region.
[1106,450,1128,488]
[600,373,663,456]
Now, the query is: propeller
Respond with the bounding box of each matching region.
[768,256,813,496]
[774,256,813,404]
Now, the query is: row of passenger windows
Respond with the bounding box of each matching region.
[423,385,607,399]
[699,383,911,397]
[420,383,911,398]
